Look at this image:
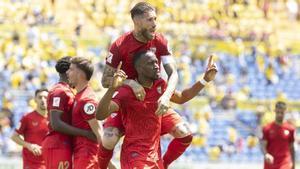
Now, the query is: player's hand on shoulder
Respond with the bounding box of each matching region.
[203,54,218,82]
[156,95,170,116]
[126,79,146,101]
[112,62,127,90]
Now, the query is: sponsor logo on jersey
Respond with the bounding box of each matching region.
[84,103,95,115]
[53,97,60,107]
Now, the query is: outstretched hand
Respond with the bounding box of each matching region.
[111,62,127,90]
[203,54,218,82]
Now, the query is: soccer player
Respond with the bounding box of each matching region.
[42,56,96,169]
[262,101,295,169]
[11,88,49,169]
[100,2,200,168]
[66,56,102,169]
[96,50,217,168]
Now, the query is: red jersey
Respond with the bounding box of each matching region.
[15,111,48,165]
[112,78,167,164]
[72,86,98,146]
[263,122,295,169]
[43,82,74,148]
[106,32,171,79]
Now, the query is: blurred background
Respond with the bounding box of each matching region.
[1,0,300,168]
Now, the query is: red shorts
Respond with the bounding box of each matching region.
[23,160,45,169]
[42,147,72,169]
[103,109,182,135]
[73,142,99,169]
[121,159,164,169]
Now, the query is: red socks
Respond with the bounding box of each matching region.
[98,144,114,169]
[163,135,193,169]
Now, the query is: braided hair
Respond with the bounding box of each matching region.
[55,56,71,74]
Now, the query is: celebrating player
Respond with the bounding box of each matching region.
[97,50,217,168]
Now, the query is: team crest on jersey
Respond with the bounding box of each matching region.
[284,130,290,136]
[84,103,95,115]
[157,86,162,94]
[150,47,156,53]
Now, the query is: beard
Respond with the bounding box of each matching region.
[140,28,154,41]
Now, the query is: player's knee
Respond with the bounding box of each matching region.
[171,122,192,138]
[102,127,121,150]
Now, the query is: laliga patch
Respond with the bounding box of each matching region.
[84,103,95,115]
[53,97,60,107]
[106,52,113,63]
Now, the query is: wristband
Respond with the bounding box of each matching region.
[199,78,208,86]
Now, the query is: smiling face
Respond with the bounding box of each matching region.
[135,51,160,81]
[134,10,157,41]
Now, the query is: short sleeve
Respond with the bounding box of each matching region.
[15,116,27,135]
[157,34,172,57]
[48,90,69,112]
[80,99,98,121]
[112,87,130,109]
[106,41,121,68]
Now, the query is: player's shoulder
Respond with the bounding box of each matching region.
[49,83,72,97]
[283,122,296,131]
[115,85,134,98]
[79,87,98,102]
[263,122,274,130]
[154,33,167,43]
[22,111,36,119]
[113,32,133,47]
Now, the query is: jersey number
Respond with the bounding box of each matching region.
[58,161,69,169]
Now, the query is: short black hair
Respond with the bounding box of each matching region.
[133,50,150,68]
[275,101,287,109]
[35,88,48,97]
[71,57,94,80]
[55,56,72,74]
[130,2,155,19]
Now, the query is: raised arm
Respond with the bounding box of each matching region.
[96,62,127,120]
[170,55,217,104]
[102,64,146,101]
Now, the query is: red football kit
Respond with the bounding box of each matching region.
[72,86,98,169]
[104,31,182,135]
[263,122,295,169]
[112,79,167,169]
[15,111,48,169]
[42,82,74,169]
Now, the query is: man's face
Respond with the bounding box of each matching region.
[275,107,286,123]
[138,52,160,80]
[35,91,48,111]
[67,64,82,88]
[136,10,157,41]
